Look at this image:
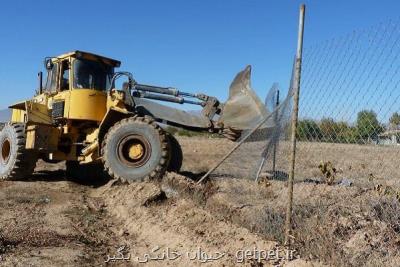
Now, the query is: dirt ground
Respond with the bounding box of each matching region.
[0,136,399,266]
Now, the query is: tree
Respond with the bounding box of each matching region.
[389,112,400,129]
[318,118,358,143]
[319,118,339,142]
[297,119,321,141]
[340,124,359,144]
[356,110,383,142]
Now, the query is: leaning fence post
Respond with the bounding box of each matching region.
[284,4,306,247]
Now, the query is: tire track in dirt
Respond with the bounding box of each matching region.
[95,176,282,267]
[1,160,319,267]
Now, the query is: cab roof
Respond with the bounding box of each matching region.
[54,50,121,67]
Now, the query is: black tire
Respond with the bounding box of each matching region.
[66,161,109,184]
[166,133,183,173]
[0,123,38,180]
[101,116,169,182]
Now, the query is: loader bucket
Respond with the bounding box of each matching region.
[219,65,269,130]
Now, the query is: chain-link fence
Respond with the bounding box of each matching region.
[194,17,400,266]
[290,19,400,266]
[204,72,294,182]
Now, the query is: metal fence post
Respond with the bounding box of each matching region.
[271,89,280,178]
[284,4,306,247]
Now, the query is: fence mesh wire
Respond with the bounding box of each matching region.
[208,74,294,181]
[289,19,400,266]
[201,18,400,266]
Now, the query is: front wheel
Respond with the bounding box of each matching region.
[101,116,169,182]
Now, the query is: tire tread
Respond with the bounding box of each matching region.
[0,123,38,180]
[101,116,169,183]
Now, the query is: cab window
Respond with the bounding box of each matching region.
[44,62,58,93]
[73,59,113,90]
[60,60,70,91]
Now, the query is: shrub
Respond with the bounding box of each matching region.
[297,119,322,141]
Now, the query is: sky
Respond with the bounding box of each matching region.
[1,0,400,111]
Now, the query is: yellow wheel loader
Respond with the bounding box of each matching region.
[0,51,268,182]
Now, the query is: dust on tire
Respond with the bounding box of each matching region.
[0,123,38,180]
[101,116,169,182]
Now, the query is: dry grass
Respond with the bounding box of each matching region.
[291,194,400,266]
[200,178,400,266]
[176,137,400,266]
[178,137,400,186]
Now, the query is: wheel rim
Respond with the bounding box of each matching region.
[117,135,151,167]
[1,139,11,164]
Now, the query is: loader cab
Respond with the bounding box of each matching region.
[43,51,121,122]
[44,51,120,93]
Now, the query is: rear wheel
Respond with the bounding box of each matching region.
[101,116,169,182]
[0,123,38,180]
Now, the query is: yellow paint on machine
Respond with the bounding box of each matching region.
[9,101,26,123]
[26,101,52,125]
[11,109,26,123]
[68,89,107,122]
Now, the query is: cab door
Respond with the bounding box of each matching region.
[52,59,71,120]
[67,58,108,122]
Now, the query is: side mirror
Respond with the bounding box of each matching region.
[45,58,54,70]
